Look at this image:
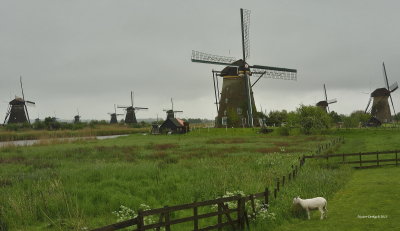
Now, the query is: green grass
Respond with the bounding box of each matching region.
[0,128,333,230]
[270,166,400,231]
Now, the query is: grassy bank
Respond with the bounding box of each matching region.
[0,125,148,142]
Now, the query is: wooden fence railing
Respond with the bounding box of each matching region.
[91,156,307,231]
[305,150,400,169]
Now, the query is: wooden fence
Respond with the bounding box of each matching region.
[91,157,306,231]
[305,150,400,169]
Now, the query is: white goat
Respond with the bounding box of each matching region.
[293,196,327,220]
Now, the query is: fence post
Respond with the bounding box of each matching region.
[396,151,398,166]
[342,153,345,164]
[377,152,379,166]
[264,187,269,206]
[359,152,362,168]
[164,206,170,231]
[288,172,291,181]
[274,188,277,199]
[282,175,285,187]
[295,165,298,176]
[194,205,199,231]
[237,195,245,229]
[137,210,144,231]
[276,178,280,192]
[217,203,221,231]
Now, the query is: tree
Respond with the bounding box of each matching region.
[288,105,331,134]
[267,110,288,126]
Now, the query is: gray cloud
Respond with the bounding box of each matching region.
[1,0,399,122]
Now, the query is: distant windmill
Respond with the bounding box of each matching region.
[108,104,123,124]
[316,84,337,113]
[191,8,297,128]
[4,76,35,124]
[118,91,148,124]
[365,62,398,123]
[163,98,183,119]
[74,109,81,123]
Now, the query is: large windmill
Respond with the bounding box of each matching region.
[316,84,337,113]
[191,8,297,128]
[365,62,398,123]
[118,91,148,124]
[4,76,35,124]
[163,98,183,119]
[108,104,123,124]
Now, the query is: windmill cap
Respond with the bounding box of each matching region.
[9,98,25,105]
[220,59,250,77]
[316,101,328,107]
[371,88,390,97]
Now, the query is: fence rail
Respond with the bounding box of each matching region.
[305,150,399,169]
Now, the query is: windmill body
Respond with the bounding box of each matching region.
[108,104,123,124]
[74,115,81,123]
[365,63,398,123]
[370,88,392,123]
[4,77,35,124]
[316,84,337,113]
[6,98,29,123]
[118,91,148,124]
[191,9,297,128]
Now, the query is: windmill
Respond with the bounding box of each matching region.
[191,8,297,128]
[163,98,183,119]
[74,109,81,123]
[4,76,35,124]
[364,62,398,123]
[108,104,123,124]
[118,91,148,124]
[316,84,337,113]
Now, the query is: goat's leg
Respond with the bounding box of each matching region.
[319,207,324,220]
[306,209,310,220]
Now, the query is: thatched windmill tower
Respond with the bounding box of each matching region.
[316,84,337,112]
[365,63,398,123]
[108,104,123,124]
[118,91,148,124]
[4,77,35,124]
[191,8,297,128]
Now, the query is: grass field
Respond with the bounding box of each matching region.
[0,127,399,230]
[271,167,400,231]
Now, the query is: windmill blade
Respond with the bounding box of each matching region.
[383,62,390,90]
[26,101,35,105]
[389,95,396,116]
[131,91,134,107]
[117,105,129,108]
[24,104,31,124]
[191,50,237,66]
[251,65,297,81]
[389,82,398,92]
[134,107,148,110]
[174,110,183,113]
[20,76,25,101]
[365,97,372,113]
[240,8,251,60]
[323,84,328,102]
[327,99,337,104]
[4,105,11,124]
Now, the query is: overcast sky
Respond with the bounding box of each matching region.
[1,0,399,122]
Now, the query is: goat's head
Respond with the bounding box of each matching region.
[292,196,301,204]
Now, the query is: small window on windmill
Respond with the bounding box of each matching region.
[225,98,228,104]
[237,107,242,115]
[224,110,227,116]
[222,116,228,126]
